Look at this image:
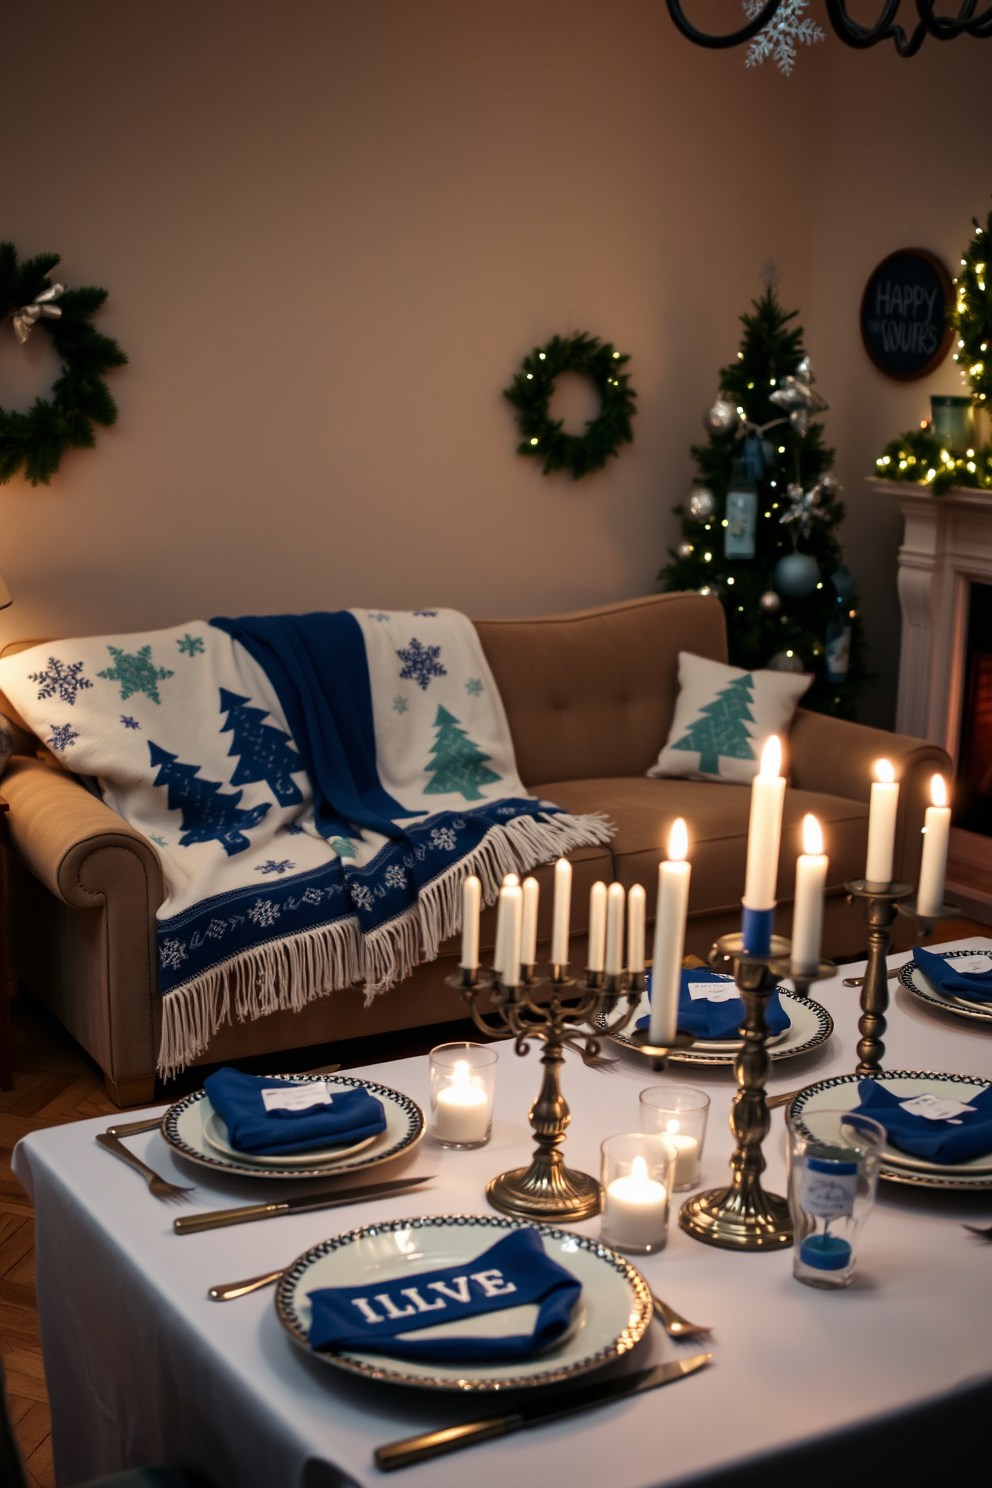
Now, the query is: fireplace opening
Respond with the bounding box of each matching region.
[954,581,992,837]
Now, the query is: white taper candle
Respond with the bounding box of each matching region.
[917,774,951,917]
[791,815,827,976]
[649,819,690,1046]
[743,736,786,911]
[460,875,481,971]
[605,882,625,975]
[551,858,572,967]
[627,884,646,973]
[865,759,899,887]
[502,884,523,987]
[588,882,607,972]
[521,876,539,968]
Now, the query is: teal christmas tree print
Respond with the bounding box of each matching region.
[98,645,174,704]
[219,689,304,806]
[672,675,756,776]
[148,741,271,855]
[424,705,501,800]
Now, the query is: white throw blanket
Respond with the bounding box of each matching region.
[0,610,611,1073]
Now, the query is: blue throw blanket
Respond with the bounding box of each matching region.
[307,1228,581,1361]
[203,1068,387,1155]
[0,610,611,1074]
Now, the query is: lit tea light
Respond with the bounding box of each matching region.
[662,1119,700,1189]
[433,1059,489,1145]
[603,1154,669,1250]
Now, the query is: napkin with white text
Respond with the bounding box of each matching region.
[203,1068,386,1156]
[637,968,791,1041]
[851,1079,992,1164]
[913,946,992,1004]
[307,1227,581,1361]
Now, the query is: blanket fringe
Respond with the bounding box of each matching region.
[158,810,613,1075]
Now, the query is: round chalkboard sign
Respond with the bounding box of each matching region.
[860,249,953,382]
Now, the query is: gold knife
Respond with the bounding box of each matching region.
[375,1352,712,1471]
[173,1172,437,1234]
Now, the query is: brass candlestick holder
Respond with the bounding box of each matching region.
[449,964,661,1221]
[844,879,914,1075]
[898,894,961,942]
[679,932,834,1252]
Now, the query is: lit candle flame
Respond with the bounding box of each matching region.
[502,873,520,887]
[666,1118,681,1135]
[931,773,947,808]
[875,759,895,784]
[631,1154,648,1182]
[668,817,688,861]
[452,1059,470,1089]
[802,813,823,856]
[759,735,782,781]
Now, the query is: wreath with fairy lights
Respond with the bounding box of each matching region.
[503,332,636,480]
[0,242,127,486]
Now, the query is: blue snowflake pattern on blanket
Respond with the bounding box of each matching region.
[29,658,93,706]
[397,638,446,691]
[47,722,79,752]
[148,741,270,855]
[219,689,304,806]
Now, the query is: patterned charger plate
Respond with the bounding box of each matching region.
[788,1071,992,1190]
[162,1074,424,1180]
[607,988,832,1066]
[899,950,992,1026]
[275,1213,652,1392]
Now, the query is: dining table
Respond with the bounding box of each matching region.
[12,936,992,1488]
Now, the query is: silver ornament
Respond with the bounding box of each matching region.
[678,540,695,558]
[767,649,805,673]
[759,590,781,613]
[688,487,716,520]
[704,397,739,436]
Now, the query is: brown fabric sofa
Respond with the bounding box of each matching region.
[0,593,950,1106]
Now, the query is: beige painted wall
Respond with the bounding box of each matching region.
[0,1,988,730]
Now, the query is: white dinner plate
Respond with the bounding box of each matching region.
[607,988,832,1066]
[788,1071,992,1189]
[162,1075,424,1180]
[899,950,992,1026]
[275,1213,652,1392]
[202,1109,378,1167]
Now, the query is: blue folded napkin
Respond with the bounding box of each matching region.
[851,1079,992,1164]
[203,1068,387,1156]
[913,946,992,1004]
[636,968,791,1042]
[307,1227,581,1361]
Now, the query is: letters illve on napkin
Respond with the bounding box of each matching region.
[913,946,992,1004]
[636,968,790,1041]
[852,1079,992,1164]
[203,1068,386,1156]
[306,1227,581,1362]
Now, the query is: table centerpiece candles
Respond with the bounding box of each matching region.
[605,882,625,977]
[639,1085,710,1191]
[521,876,539,972]
[917,774,951,917]
[649,818,690,1046]
[460,875,481,979]
[600,1133,676,1253]
[588,881,607,974]
[742,735,785,956]
[791,814,827,976]
[865,759,899,889]
[501,883,523,988]
[627,883,646,974]
[430,1043,498,1148]
[551,857,572,972]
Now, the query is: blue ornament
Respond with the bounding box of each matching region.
[831,565,856,602]
[774,553,820,598]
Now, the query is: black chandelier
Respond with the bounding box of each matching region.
[666,0,991,56]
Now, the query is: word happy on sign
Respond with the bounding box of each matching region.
[860,249,953,382]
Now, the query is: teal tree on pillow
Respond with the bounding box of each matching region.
[671,674,756,776]
[424,705,501,800]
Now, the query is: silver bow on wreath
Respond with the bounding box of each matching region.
[11,282,65,345]
[779,472,840,541]
[769,354,829,437]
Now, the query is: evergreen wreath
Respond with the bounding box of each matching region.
[0,242,127,486]
[503,332,636,479]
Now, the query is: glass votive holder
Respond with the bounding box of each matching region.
[600,1133,676,1255]
[639,1085,710,1190]
[429,1042,498,1149]
[786,1107,885,1289]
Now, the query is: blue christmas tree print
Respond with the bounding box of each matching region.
[219,689,304,807]
[392,696,408,714]
[98,645,174,704]
[283,821,305,835]
[671,675,756,776]
[465,678,483,697]
[47,723,79,752]
[29,657,93,706]
[424,705,501,800]
[397,638,446,691]
[177,633,205,657]
[148,741,270,856]
[121,715,141,730]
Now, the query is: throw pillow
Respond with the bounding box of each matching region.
[648,652,811,784]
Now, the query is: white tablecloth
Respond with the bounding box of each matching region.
[14,939,992,1488]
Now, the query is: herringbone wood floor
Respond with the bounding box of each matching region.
[2,916,987,1487]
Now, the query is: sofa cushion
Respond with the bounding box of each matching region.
[532,777,869,915]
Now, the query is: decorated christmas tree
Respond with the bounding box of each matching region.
[423,706,501,800]
[672,674,755,775]
[219,688,304,806]
[658,287,868,719]
[149,741,271,855]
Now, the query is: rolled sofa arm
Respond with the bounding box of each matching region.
[789,708,951,887]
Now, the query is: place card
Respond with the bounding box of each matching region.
[687,978,738,1003]
[262,1083,333,1112]
[946,954,992,975]
[898,1092,977,1123]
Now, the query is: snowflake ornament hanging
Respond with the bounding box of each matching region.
[779,475,837,541]
[741,0,824,75]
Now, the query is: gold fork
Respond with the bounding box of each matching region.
[650,1291,712,1338]
[95,1132,196,1204]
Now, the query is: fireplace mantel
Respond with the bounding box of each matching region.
[875,477,992,754]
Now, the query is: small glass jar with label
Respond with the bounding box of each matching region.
[786,1108,885,1288]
